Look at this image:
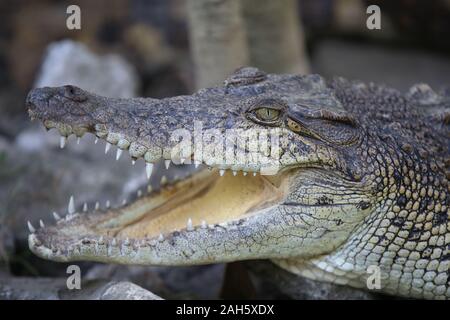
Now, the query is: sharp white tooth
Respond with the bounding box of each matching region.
[39,219,45,228]
[94,137,99,144]
[122,199,127,205]
[243,171,248,176]
[131,160,136,165]
[124,238,130,245]
[201,220,207,229]
[106,200,110,208]
[194,160,200,168]
[219,169,225,176]
[111,238,117,246]
[232,171,237,176]
[165,159,171,169]
[180,158,185,164]
[147,185,153,193]
[137,190,142,197]
[253,172,257,176]
[98,236,104,244]
[187,218,193,231]
[160,176,167,185]
[60,136,66,149]
[116,149,122,160]
[27,221,36,233]
[146,163,154,179]
[52,212,61,221]
[83,203,88,212]
[77,137,81,144]
[68,196,75,214]
[95,202,100,210]
[158,233,164,241]
[105,142,111,154]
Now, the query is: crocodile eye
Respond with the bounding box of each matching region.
[246,98,285,126]
[254,107,281,122]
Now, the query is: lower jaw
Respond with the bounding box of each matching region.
[28,166,291,259]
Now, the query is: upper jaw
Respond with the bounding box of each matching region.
[26,86,291,176]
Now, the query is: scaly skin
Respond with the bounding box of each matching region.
[25,67,449,299]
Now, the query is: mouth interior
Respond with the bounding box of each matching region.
[106,170,282,238]
[93,168,288,240]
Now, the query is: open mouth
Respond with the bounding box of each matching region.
[27,124,292,264]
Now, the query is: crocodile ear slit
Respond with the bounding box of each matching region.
[315,109,358,127]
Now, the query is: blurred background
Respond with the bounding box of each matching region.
[0,0,449,299]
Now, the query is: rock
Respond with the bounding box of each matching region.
[35,40,138,98]
[0,276,66,300]
[85,263,225,299]
[92,281,162,300]
[0,276,162,300]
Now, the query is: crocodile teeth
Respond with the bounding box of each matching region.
[131,160,136,165]
[219,169,225,176]
[52,211,61,221]
[201,220,207,229]
[146,163,154,179]
[124,238,130,246]
[105,142,111,154]
[106,200,110,209]
[194,160,201,168]
[122,199,127,205]
[232,171,237,176]
[116,149,122,161]
[147,185,153,193]
[243,172,248,176]
[253,172,257,176]
[160,176,167,185]
[165,160,171,170]
[94,137,98,144]
[39,219,45,228]
[60,136,66,149]
[27,221,36,233]
[137,189,142,197]
[180,158,185,164]
[77,137,81,145]
[98,236,104,245]
[83,203,88,212]
[95,202,100,210]
[187,218,193,231]
[158,233,164,241]
[68,196,75,214]
[111,238,117,246]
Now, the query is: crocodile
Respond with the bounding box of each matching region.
[25,67,449,299]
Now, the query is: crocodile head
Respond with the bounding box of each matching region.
[25,67,449,298]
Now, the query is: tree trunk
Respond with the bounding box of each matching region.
[186,0,249,88]
[242,0,310,74]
